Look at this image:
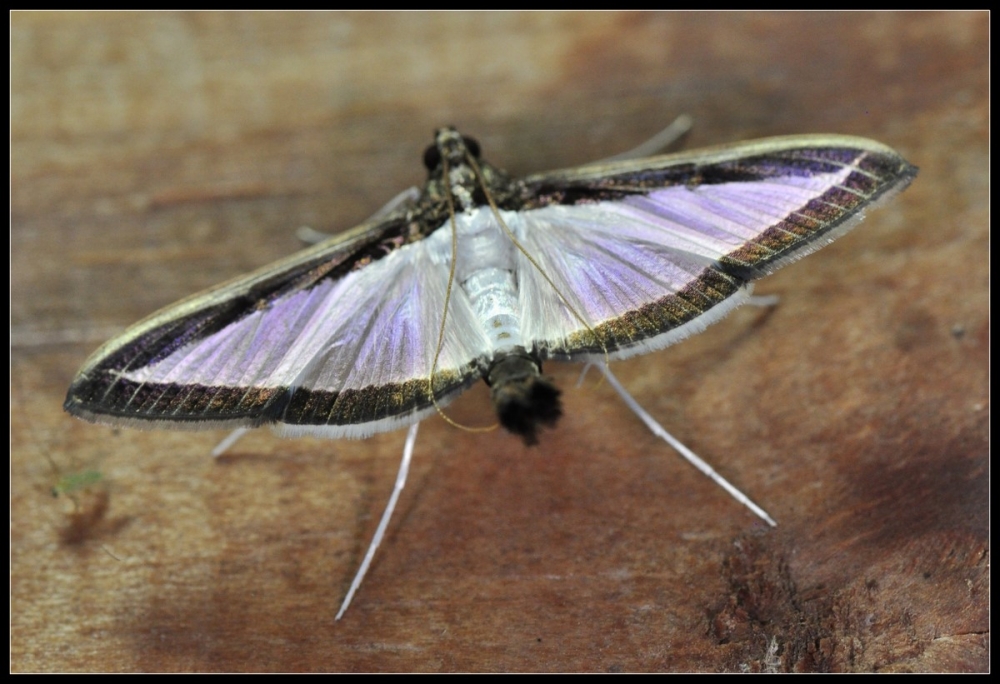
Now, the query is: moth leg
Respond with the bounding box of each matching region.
[336,421,420,620]
[575,362,597,388]
[296,186,422,245]
[596,362,777,527]
[211,427,250,458]
[592,114,693,164]
[747,294,780,308]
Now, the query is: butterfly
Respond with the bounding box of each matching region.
[64,125,916,617]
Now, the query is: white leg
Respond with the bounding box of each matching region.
[747,294,780,308]
[592,115,693,164]
[211,427,250,457]
[596,363,777,527]
[336,421,420,620]
[295,225,338,245]
[297,186,422,245]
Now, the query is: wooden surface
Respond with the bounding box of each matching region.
[11,12,987,672]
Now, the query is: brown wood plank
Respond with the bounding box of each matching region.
[12,11,987,672]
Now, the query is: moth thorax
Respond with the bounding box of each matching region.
[462,268,522,352]
[453,208,517,276]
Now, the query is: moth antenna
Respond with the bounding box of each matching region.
[427,152,498,434]
[595,362,777,527]
[336,421,420,620]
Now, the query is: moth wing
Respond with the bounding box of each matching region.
[512,135,917,359]
[64,216,492,439]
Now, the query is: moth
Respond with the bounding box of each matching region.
[64,125,916,616]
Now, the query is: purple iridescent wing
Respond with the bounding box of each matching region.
[64,133,915,439]
[510,135,916,359]
[64,214,492,439]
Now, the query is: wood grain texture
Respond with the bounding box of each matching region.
[12,11,987,672]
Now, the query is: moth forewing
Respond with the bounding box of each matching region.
[68,212,397,378]
[63,212,436,434]
[509,135,916,364]
[522,134,911,184]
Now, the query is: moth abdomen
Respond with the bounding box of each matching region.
[486,348,562,446]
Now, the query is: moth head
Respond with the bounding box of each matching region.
[423,127,481,173]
